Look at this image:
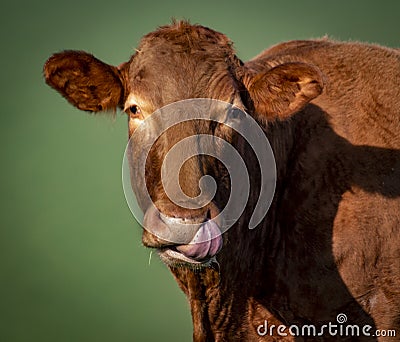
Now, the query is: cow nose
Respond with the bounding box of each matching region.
[175,219,223,261]
[142,205,205,246]
[159,212,206,241]
[159,213,223,260]
[141,204,223,262]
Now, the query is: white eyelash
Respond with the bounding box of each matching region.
[124,93,143,112]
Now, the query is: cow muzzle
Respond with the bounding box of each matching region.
[142,203,223,265]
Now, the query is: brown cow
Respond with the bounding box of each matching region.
[44,21,400,341]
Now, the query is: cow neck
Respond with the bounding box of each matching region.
[167,116,298,340]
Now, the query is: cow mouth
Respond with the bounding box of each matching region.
[160,216,223,266]
[142,206,223,266]
[158,248,213,266]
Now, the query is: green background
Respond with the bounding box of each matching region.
[1,1,399,341]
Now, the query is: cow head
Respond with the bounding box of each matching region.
[44,21,324,267]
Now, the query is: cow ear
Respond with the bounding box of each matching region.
[44,51,124,112]
[243,62,324,120]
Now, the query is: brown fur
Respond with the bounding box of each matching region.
[44,51,124,111]
[44,22,400,341]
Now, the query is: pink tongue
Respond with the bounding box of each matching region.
[176,220,222,261]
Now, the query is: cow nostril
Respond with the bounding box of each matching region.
[159,212,206,225]
[143,204,223,264]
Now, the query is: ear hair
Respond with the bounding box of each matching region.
[44,51,124,112]
[243,62,324,120]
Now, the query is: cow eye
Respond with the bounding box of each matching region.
[127,105,141,116]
